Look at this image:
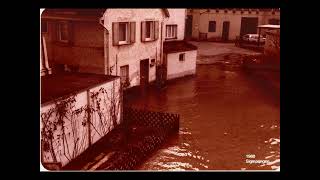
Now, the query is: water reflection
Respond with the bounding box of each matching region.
[126,65,280,170]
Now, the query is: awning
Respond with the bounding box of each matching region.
[257,24,280,29]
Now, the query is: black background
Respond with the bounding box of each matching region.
[4,0,305,179]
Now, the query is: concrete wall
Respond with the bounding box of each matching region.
[43,21,105,74]
[166,50,197,80]
[103,9,166,87]
[188,9,280,41]
[41,78,121,168]
[165,9,186,41]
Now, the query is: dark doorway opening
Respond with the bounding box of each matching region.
[140,59,149,89]
[185,15,193,39]
[222,21,230,41]
[240,17,259,36]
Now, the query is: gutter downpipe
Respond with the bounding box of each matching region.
[99,17,110,75]
[42,35,52,75]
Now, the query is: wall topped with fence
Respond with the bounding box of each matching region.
[123,106,179,132]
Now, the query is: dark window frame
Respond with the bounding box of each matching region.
[179,53,185,61]
[208,21,216,32]
[165,24,178,40]
[118,22,129,44]
[120,65,129,85]
[57,21,70,43]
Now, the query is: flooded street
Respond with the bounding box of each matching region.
[124,65,280,171]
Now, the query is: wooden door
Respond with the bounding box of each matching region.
[140,59,149,88]
[222,21,230,41]
[240,17,258,36]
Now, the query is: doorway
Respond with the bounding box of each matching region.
[222,21,230,41]
[185,15,193,39]
[140,59,149,88]
[240,17,258,36]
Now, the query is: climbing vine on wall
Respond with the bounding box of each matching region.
[41,83,121,165]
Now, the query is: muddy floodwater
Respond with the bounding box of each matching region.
[124,65,280,171]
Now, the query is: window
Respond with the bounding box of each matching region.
[179,53,185,61]
[119,22,128,43]
[166,25,177,39]
[208,21,216,32]
[150,59,155,67]
[41,21,48,33]
[113,22,136,46]
[145,21,153,39]
[120,65,129,85]
[141,21,159,42]
[58,22,69,43]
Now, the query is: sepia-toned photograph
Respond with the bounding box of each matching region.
[40,8,280,171]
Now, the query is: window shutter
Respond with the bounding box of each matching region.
[112,22,119,46]
[141,21,146,42]
[154,21,159,40]
[130,22,136,44]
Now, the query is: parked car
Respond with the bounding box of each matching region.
[242,34,266,44]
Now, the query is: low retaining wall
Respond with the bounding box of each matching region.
[96,107,179,170]
[62,107,179,170]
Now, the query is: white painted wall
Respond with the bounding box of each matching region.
[166,50,197,80]
[41,78,121,168]
[165,9,186,41]
[190,9,280,40]
[103,9,166,87]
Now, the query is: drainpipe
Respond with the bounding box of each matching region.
[258,27,261,47]
[159,21,164,85]
[40,37,46,76]
[42,36,52,75]
[160,22,163,65]
[99,18,110,75]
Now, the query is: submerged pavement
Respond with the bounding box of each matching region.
[188,41,261,65]
[125,65,280,170]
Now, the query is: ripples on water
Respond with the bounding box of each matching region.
[126,66,280,171]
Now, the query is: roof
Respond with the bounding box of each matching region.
[41,9,105,21]
[257,24,280,29]
[163,41,198,54]
[41,9,170,21]
[41,72,119,105]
